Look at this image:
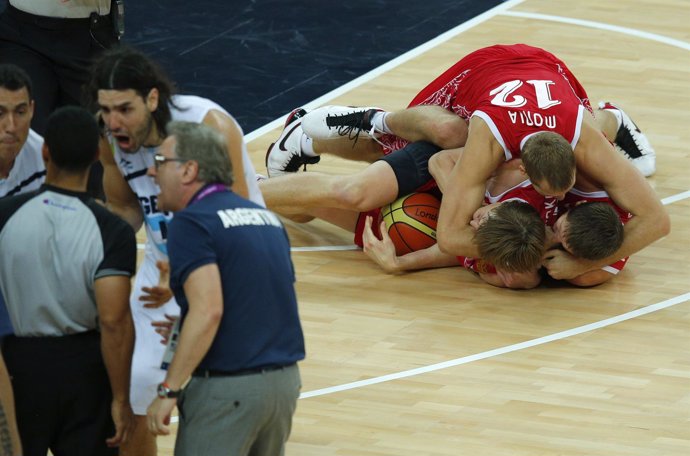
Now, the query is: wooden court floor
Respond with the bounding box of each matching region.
[157,0,690,454]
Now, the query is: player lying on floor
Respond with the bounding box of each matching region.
[264,45,666,283]
[273,146,625,289]
[431,149,629,287]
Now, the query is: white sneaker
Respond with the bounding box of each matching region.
[265,108,320,177]
[302,105,383,142]
[599,101,656,177]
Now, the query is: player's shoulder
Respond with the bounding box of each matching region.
[87,199,135,235]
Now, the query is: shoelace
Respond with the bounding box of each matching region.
[326,111,372,145]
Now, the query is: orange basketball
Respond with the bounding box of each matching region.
[380,192,440,255]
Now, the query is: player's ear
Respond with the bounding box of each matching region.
[41,142,50,163]
[146,88,159,112]
[518,164,528,176]
[182,160,199,183]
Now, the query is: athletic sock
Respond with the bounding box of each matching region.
[300,134,318,157]
[601,107,623,130]
[371,112,393,134]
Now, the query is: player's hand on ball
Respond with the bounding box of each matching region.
[362,216,400,274]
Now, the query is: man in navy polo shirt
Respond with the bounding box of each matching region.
[145,121,304,455]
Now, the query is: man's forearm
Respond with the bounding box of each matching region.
[392,244,460,273]
[164,308,221,390]
[100,314,135,402]
[586,211,670,272]
[106,202,144,232]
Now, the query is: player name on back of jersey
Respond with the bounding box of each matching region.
[508,110,557,129]
[217,208,283,229]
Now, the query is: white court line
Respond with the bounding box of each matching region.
[171,291,690,424]
[501,11,690,51]
[137,193,690,252]
[662,190,690,206]
[300,292,690,398]
[243,0,526,143]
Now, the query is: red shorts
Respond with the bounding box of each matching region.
[354,209,382,248]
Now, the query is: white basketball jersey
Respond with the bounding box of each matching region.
[0,129,46,198]
[110,95,264,262]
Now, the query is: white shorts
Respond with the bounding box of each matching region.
[129,255,180,415]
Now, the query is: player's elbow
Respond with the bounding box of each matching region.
[436,231,456,256]
[99,309,133,333]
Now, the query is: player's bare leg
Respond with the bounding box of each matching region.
[385,105,468,149]
[315,136,384,163]
[303,104,469,151]
[259,160,400,215]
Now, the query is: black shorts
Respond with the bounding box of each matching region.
[378,141,441,198]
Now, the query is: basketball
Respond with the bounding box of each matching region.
[379,192,440,255]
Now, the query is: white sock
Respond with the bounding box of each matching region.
[371,112,393,134]
[602,108,623,129]
[300,134,318,157]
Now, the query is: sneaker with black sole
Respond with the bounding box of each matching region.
[302,105,383,144]
[599,101,656,177]
[265,108,320,177]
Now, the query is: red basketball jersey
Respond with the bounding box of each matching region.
[485,179,559,227]
[408,44,592,161]
[558,188,632,224]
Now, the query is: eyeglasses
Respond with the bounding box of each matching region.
[153,154,187,169]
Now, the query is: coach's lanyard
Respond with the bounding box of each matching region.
[189,183,227,206]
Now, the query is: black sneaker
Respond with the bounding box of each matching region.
[599,101,656,177]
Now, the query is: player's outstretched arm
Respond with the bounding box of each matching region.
[436,118,504,257]
[545,118,670,279]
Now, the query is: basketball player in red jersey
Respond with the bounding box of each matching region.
[548,177,632,287]
[271,151,549,289]
[360,149,624,289]
[266,44,667,282]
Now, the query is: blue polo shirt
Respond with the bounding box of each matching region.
[168,187,305,372]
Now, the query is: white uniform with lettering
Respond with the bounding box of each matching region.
[0,129,45,198]
[110,94,264,414]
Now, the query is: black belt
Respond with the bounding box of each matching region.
[6,4,109,29]
[192,363,294,378]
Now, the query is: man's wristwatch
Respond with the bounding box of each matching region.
[157,382,181,399]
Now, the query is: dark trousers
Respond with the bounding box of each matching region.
[2,331,117,456]
[0,3,118,200]
[0,3,118,133]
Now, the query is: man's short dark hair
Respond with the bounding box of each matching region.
[564,202,624,260]
[45,107,100,172]
[0,64,33,99]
